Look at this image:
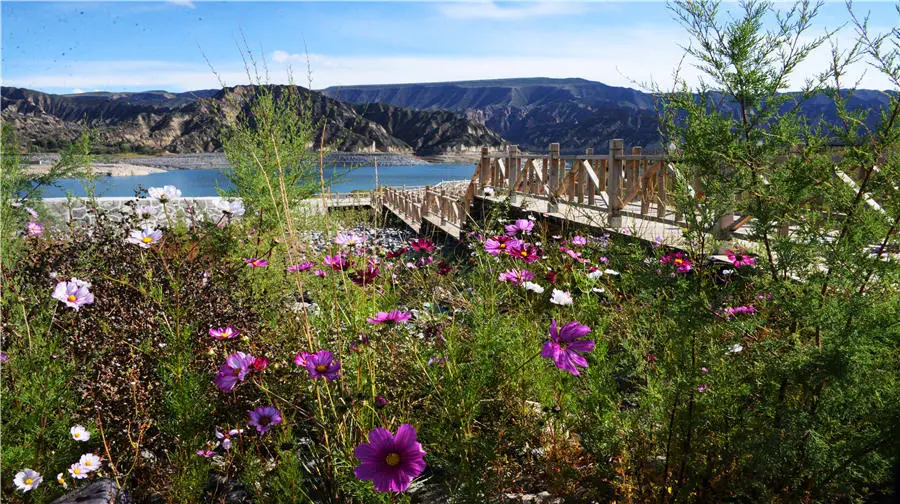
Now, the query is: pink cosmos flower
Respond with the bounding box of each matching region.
[660,252,693,273]
[313,269,327,277]
[386,247,409,259]
[719,305,756,319]
[294,351,311,367]
[560,246,589,263]
[216,428,243,450]
[484,236,520,255]
[334,232,365,247]
[26,221,43,236]
[367,310,412,325]
[726,249,756,267]
[696,384,709,393]
[52,278,95,310]
[287,261,316,272]
[248,406,282,435]
[197,449,215,457]
[305,350,341,381]
[498,269,535,285]
[251,356,268,372]
[541,319,594,375]
[570,235,587,246]
[354,424,427,492]
[213,352,255,392]
[323,253,351,271]
[409,238,436,252]
[209,326,239,340]
[505,219,534,236]
[244,258,269,268]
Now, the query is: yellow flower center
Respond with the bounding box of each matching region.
[74,433,80,438]
[521,250,528,256]
[499,243,506,249]
[674,258,683,265]
[142,236,153,243]
[25,478,33,485]
[67,295,77,302]
[84,461,92,467]
[315,364,327,373]
[74,468,81,474]
[385,453,401,467]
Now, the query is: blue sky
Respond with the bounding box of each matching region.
[1,1,897,94]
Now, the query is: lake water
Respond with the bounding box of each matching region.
[40,164,476,198]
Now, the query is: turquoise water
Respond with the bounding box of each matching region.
[40,164,475,198]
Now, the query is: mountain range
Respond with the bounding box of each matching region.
[2,78,894,156]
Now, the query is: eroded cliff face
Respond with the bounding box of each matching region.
[0,85,505,155]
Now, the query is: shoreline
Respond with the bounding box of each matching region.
[25,151,467,176]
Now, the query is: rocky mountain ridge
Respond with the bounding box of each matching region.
[0,85,504,156]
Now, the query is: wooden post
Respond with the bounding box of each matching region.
[607,139,624,226]
[586,148,595,206]
[509,145,519,197]
[479,147,490,188]
[657,163,668,219]
[440,188,447,225]
[549,143,561,193]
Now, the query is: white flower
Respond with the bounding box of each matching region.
[56,473,68,489]
[78,453,102,472]
[550,289,573,306]
[25,206,39,219]
[148,185,181,202]
[126,227,162,248]
[14,469,42,492]
[483,186,495,196]
[587,270,604,280]
[70,425,90,442]
[592,287,605,294]
[134,205,157,219]
[523,281,545,294]
[227,200,245,216]
[68,463,88,480]
[729,343,744,353]
[722,269,734,276]
[603,269,621,276]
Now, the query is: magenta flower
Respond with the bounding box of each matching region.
[726,249,756,267]
[498,269,535,285]
[196,449,214,457]
[367,310,412,325]
[213,352,256,392]
[351,264,380,286]
[26,221,43,236]
[244,258,269,268]
[209,326,239,340]
[248,406,283,435]
[719,304,756,319]
[323,253,351,271]
[314,269,327,277]
[386,247,409,259]
[507,241,540,263]
[541,319,594,375]
[570,235,588,246]
[251,356,268,372]
[52,278,95,310]
[354,424,427,492]
[409,238,436,252]
[660,252,692,273]
[305,350,341,381]
[560,246,589,263]
[288,261,316,272]
[504,219,534,236]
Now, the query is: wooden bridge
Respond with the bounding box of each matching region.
[324,138,890,254]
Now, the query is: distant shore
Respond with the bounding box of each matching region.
[24,151,477,177]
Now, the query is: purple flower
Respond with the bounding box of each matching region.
[52,278,95,310]
[248,406,283,435]
[213,352,255,392]
[1,352,8,363]
[287,261,316,272]
[375,396,388,408]
[216,428,243,450]
[541,319,594,375]
[504,219,534,236]
[323,253,351,271]
[244,258,269,268]
[305,350,341,381]
[570,235,587,246]
[313,269,327,277]
[126,227,162,248]
[209,326,239,340]
[367,310,412,325]
[498,269,535,285]
[484,236,519,255]
[196,449,214,457]
[354,424,427,492]
[719,304,756,319]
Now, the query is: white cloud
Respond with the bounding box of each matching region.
[438,1,585,20]
[167,0,195,8]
